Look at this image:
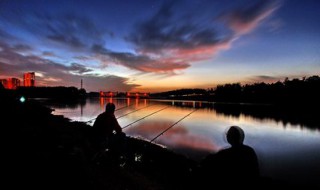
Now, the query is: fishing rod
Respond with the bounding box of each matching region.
[116,104,156,119]
[122,106,170,129]
[53,111,79,114]
[85,103,135,123]
[150,109,198,143]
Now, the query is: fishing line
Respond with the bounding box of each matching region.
[116,104,156,119]
[121,106,170,129]
[85,103,134,123]
[150,109,198,143]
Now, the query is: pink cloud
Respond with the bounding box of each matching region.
[224,1,280,35]
[172,40,232,61]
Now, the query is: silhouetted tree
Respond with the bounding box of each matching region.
[211,76,320,105]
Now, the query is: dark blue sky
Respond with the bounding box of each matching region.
[0,0,319,92]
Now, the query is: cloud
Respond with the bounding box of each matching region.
[42,13,104,49]
[47,34,85,49]
[42,51,57,57]
[247,75,285,84]
[222,0,280,35]
[1,10,104,50]
[90,1,238,74]
[73,55,93,61]
[129,2,230,55]
[11,44,32,52]
[0,41,139,92]
[0,0,280,76]
[125,0,279,74]
[69,63,93,74]
[255,75,279,80]
[247,74,309,84]
[1,5,192,74]
[92,44,190,73]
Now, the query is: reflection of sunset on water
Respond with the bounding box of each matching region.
[125,120,217,153]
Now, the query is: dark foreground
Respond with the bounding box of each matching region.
[2,96,318,189]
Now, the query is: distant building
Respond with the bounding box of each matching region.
[23,72,35,87]
[0,78,21,89]
[0,79,8,89]
[8,78,21,89]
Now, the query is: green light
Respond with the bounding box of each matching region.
[20,96,26,103]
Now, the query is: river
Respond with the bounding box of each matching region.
[45,97,320,187]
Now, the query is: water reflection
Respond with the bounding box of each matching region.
[46,98,320,186]
[125,120,216,156]
[213,103,320,129]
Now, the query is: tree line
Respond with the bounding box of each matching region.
[151,75,320,105]
[0,85,86,99]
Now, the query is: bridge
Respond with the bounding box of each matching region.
[99,91,149,98]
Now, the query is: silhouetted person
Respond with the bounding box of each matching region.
[91,103,125,163]
[93,103,122,136]
[200,126,259,187]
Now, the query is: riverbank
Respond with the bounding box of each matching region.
[2,96,318,189]
[2,96,196,189]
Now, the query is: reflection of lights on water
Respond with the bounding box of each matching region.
[19,96,26,103]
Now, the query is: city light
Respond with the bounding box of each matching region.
[19,96,26,103]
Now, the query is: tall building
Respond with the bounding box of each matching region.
[23,72,35,87]
[0,78,21,89]
[8,78,21,89]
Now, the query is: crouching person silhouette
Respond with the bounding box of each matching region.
[91,102,126,165]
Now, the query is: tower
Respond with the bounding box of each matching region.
[23,72,35,87]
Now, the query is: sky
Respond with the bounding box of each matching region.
[0,0,319,92]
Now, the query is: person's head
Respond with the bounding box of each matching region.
[226,126,245,146]
[105,103,116,113]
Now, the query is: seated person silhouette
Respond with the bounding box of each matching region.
[200,126,259,186]
[91,103,125,162]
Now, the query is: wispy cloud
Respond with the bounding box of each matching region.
[43,13,105,49]
[73,55,93,61]
[129,1,231,60]
[222,0,280,35]
[11,44,33,52]
[42,51,57,57]
[1,11,105,50]
[91,44,190,73]
[249,75,283,83]
[256,75,280,80]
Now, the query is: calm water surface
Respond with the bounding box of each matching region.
[47,98,320,186]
